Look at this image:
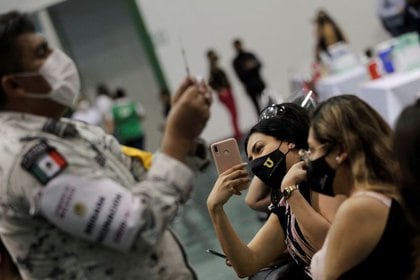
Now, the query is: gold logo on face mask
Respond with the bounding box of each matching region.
[263,157,274,168]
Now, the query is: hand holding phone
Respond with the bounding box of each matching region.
[210,138,243,174]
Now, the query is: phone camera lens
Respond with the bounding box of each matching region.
[213,145,219,153]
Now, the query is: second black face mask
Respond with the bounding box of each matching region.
[306,155,336,196]
[249,148,287,190]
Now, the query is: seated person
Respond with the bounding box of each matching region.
[309,95,414,279]
[394,98,420,280]
[207,103,345,279]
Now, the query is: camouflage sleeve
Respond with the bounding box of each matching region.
[130,152,194,248]
[6,134,195,253]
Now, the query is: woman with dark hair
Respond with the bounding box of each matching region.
[206,49,241,140]
[207,103,345,279]
[394,98,420,280]
[308,95,414,279]
[245,102,313,212]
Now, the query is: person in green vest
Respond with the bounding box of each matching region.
[112,87,146,149]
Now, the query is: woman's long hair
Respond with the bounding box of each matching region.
[394,98,420,226]
[394,99,420,280]
[311,95,399,198]
[315,9,347,57]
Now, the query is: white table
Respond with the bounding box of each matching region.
[357,69,420,127]
[315,66,368,100]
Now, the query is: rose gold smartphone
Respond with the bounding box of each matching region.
[210,138,243,174]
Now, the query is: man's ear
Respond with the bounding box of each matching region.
[288,142,296,150]
[1,75,25,97]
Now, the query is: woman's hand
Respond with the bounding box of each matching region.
[281,161,307,192]
[207,163,249,211]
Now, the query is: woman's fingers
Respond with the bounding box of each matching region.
[222,175,249,195]
[220,162,247,175]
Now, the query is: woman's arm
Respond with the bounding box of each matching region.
[287,191,345,250]
[245,176,271,211]
[315,195,390,279]
[207,164,286,277]
[281,162,345,250]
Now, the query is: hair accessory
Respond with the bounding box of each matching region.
[258,104,286,122]
[258,90,316,122]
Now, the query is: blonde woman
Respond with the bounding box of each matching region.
[308,95,414,279]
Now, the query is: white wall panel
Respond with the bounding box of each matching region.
[137,0,389,143]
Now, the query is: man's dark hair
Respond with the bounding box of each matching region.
[244,103,310,156]
[233,38,242,46]
[96,83,111,97]
[114,87,126,99]
[0,11,36,105]
[206,49,215,59]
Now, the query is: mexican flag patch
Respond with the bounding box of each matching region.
[21,141,68,185]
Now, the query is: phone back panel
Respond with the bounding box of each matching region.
[210,138,243,174]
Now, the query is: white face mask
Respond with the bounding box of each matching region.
[16,48,81,108]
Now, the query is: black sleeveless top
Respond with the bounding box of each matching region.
[338,199,415,279]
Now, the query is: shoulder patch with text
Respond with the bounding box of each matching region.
[21,141,68,185]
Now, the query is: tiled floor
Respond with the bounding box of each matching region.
[172,139,263,280]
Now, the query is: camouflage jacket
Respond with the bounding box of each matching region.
[0,112,197,280]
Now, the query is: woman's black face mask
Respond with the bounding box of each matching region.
[306,154,336,196]
[249,147,288,190]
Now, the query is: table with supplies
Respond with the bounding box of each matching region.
[315,68,420,127]
[357,69,420,127]
[315,66,368,100]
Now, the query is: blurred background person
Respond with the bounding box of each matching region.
[376,0,407,37]
[314,9,347,62]
[158,88,172,132]
[159,88,171,119]
[94,83,114,132]
[394,98,420,280]
[111,87,146,150]
[207,49,241,140]
[404,0,420,35]
[232,38,266,117]
[71,97,102,126]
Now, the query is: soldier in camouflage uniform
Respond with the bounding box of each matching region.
[0,11,212,280]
